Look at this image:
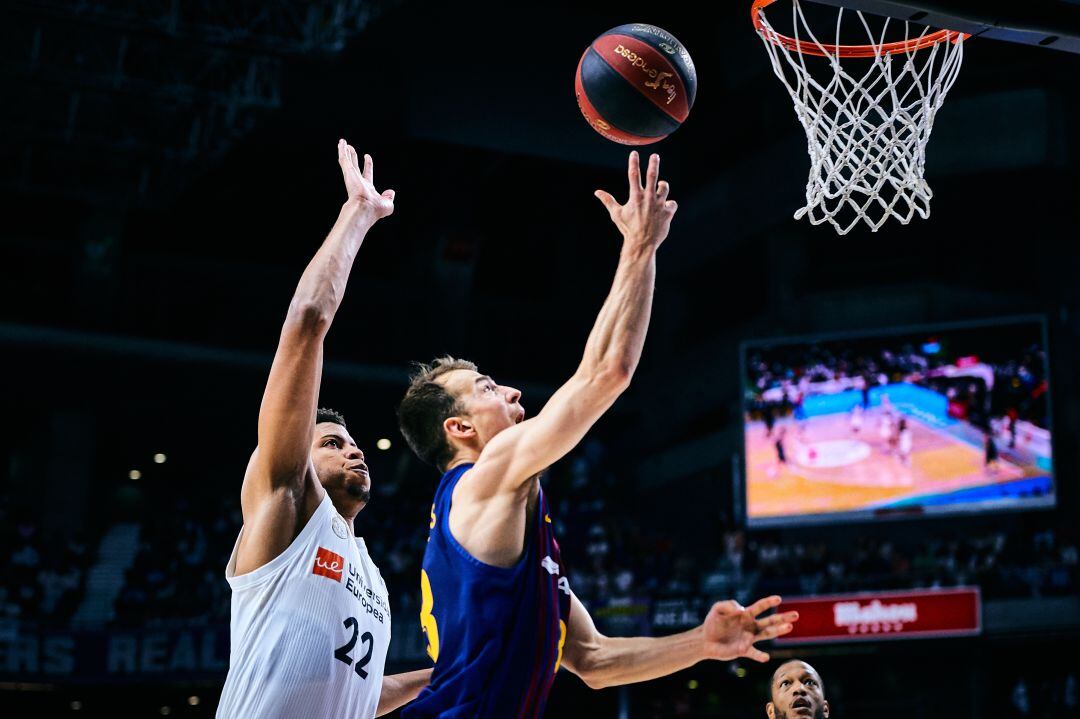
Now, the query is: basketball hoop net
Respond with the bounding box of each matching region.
[752,0,969,234]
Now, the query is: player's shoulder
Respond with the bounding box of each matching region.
[241,450,319,507]
[446,461,494,501]
[453,465,533,510]
[354,537,390,590]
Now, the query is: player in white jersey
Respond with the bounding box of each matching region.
[217,140,430,718]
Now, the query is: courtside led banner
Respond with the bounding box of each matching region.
[775,587,981,644]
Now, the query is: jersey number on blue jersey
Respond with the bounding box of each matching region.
[420,568,441,661]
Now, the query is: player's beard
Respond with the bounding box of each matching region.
[346,483,370,503]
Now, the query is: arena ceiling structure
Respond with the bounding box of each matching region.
[1,0,393,206]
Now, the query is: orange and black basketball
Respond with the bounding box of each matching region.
[575,23,697,145]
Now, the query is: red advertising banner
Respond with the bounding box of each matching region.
[775,587,981,644]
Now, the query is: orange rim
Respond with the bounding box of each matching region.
[751,0,969,58]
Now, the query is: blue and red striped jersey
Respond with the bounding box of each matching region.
[401,463,572,719]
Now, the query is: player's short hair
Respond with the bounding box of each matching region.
[398,356,478,470]
[316,407,347,428]
[769,660,824,699]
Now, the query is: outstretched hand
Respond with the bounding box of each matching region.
[701,596,798,663]
[338,139,395,220]
[594,151,678,248]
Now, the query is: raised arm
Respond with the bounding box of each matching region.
[375,668,432,716]
[561,593,798,690]
[237,141,394,570]
[471,152,677,494]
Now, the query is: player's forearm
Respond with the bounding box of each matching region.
[288,199,379,329]
[578,241,657,386]
[375,668,432,716]
[579,626,705,690]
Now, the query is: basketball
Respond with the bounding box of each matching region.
[575,23,697,145]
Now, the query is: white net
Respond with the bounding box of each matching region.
[755,1,966,234]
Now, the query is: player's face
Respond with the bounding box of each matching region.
[767,661,829,719]
[439,369,524,448]
[312,422,370,507]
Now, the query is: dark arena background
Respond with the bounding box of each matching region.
[2,1,1079,717]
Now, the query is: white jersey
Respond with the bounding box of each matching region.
[217,492,391,719]
[879,415,893,440]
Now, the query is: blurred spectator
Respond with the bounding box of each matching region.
[0,498,92,624]
[4,442,1074,634]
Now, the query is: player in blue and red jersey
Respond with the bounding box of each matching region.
[397,152,798,718]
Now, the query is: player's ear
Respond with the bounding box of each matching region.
[822,700,830,718]
[766,702,776,719]
[443,416,475,440]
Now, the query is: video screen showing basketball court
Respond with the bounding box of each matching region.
[742,318,1054,526]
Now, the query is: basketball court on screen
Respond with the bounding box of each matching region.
[745,389,1050,520]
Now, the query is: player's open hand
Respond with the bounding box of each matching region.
[594,151,677,248]
[338,139,395,219]
[701,595,798,663]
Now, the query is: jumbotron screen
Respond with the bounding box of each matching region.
[741,318,1054,526]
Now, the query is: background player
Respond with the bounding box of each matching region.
[767,659,830,719]
[774,426,789,475]
[985,429,1001,473]
[850,403,863,435]
[879,399,895,454]
[397,152,798,718]
[217,140,429,718]
[897,418,913,467]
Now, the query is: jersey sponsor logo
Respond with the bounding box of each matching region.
[345,564,389,624]
[313,546,345,582]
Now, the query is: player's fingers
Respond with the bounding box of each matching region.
[595,189,619,214]
[645,153,659,193]
[665,199,678,214]
[382,189,395,202]
[756,623,794,642]
[338,139,349,165]
[756,613,791,630]
[627,151,642,197]
[656,180,669,200]
[746,595,783,617]
[747,648,771,663]
[758,611,799,628]
[363,153,374,182]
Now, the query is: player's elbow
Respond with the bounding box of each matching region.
[565,648,611,690]
[592,362,633,397]
[575,662,613,690]
[581,670,612,691]
[285,300,332,336]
